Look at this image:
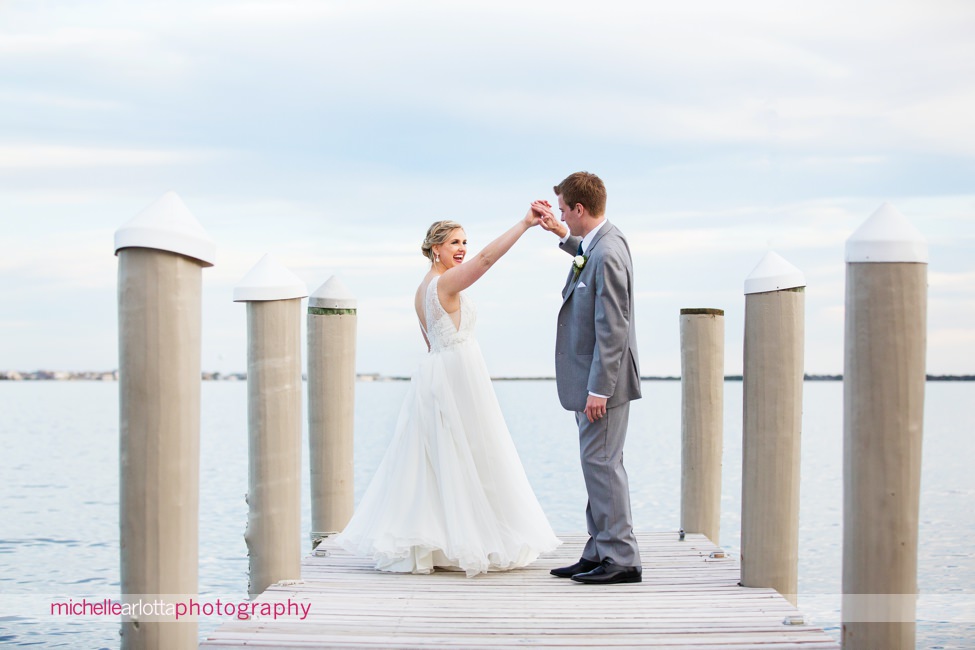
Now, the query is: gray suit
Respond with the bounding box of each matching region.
[556,221,642,567]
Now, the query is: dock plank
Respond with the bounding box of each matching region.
[201,532,838,649]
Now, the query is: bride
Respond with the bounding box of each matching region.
[335,209,561,576]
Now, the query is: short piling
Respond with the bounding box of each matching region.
[115,191,215,649]
[842,203,927,649]
[307,276,357,548]
[679,308,724,545]
[740,251,805,605]
[235,254,307,597]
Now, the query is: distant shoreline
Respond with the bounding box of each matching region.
[1,371,972,382]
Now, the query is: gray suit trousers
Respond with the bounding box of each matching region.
[576,401,641,567]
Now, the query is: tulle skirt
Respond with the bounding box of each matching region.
[335,338,561,577]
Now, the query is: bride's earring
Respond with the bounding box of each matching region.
[435,254,440,264]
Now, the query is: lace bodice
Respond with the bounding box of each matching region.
[424,276,475,352]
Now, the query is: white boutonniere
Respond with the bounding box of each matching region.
[572,255,588,279]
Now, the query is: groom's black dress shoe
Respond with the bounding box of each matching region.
[570,558,642,584]
[550,558,600,579]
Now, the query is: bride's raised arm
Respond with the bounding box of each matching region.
[437,208,538,299]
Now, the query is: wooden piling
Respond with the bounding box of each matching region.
[679,308,725,545]
[115,191,214,649]
[740,251,805,606]
[842,203,927,649]
[307,276,357,548]
[234,254,307,597]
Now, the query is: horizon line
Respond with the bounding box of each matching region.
[2,370,973,382]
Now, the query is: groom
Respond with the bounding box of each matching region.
[534,171,643,585]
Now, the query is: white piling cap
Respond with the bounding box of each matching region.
[846,202,928,263]
[114,191,216,266]
[744,251,806,295]
[233,253,308,302]
[309,275,357,309]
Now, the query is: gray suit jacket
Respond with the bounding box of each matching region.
[555,222,642,412]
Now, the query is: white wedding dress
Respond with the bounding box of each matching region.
[335,276,561,576]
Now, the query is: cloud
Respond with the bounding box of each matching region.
[0,27,148,55]
[0,145,224,168]
[888,91,975,157]
[205,241,423,287]
[927,326,975,373]
[0,89,125,111]
[930,270,975,293]
[200,0,340,23]
[623,200,861,259]
[0,229,116,290]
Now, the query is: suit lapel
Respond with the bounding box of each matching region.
[562,222,614,305]
[561,265,576,301]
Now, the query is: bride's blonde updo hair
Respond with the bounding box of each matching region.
[421,220,464,263]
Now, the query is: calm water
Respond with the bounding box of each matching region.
[0,380,972,648]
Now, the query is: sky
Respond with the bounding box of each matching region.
[1,0,973,377]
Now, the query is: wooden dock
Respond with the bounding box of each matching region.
[201,532,838,648]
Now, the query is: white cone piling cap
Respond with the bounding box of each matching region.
[233,253,308,302]
[114,191,216,266]
[309,276,357,309]
[846,202,928,263]
[744,251,806,295]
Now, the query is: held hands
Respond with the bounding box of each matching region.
[531,200,567,238]
[523,206,542,229]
